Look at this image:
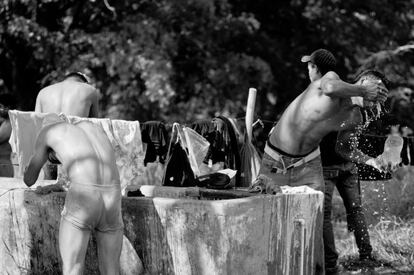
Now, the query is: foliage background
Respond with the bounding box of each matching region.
[0,0,413,129]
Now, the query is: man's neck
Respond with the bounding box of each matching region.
[64,77,82,83]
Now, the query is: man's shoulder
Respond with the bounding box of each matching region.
[42,122,72,141]
[322,71,340,80]
[38,83,61,96]
[77,83,98,96]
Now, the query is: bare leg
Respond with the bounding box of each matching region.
[96,229,123,275]
[59,218,91,275]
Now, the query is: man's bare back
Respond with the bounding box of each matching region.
[23,118,123,274]
[35,75,99,117]
[270,71,386,155]
[24,120,119,187]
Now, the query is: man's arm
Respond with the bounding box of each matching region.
[34,92,42,112]
[23,130,49,187]
[321,72,387,101]
[89,89,99,118]
[336,130,385,171]
[336,130,372,164]
[0,119,12,144]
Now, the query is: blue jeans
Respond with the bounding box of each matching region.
[258,151,325,274]
[259,151,325,192]
[323,167,373,270]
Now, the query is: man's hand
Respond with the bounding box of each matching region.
[365,157,382,171]
[249,175,281,195]
[362,80,388,104]
[365,155,401,173]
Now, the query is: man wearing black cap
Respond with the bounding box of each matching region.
[301,49,338,82]
[252,48,388,274]
[255,48,387,194]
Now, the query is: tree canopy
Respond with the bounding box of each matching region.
[0,0,413,129]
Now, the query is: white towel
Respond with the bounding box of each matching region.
[8,110,59,177]
[111,119,145,193]
[280,185,322,194]
[63,116,145,192]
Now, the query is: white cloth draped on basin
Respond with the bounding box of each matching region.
[64,115,145,192]
[8,111,145,193]
[9,110,57,176]
[110,119,145,192]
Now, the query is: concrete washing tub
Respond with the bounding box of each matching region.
[0,178,323,274]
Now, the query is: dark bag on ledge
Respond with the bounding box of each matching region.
[196,173,231,190]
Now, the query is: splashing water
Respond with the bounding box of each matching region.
[348,106,385,166]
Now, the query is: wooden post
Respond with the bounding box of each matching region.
[246,88,257,142]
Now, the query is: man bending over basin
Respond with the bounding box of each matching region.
[35,72,99,180]
[23,114,123,275]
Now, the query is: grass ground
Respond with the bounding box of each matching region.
[334,218,414,274]
[331,168,414,274]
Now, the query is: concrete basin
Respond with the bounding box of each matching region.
[0,178,323,274]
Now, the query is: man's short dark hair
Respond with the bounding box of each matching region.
[0,93,17,109]
[301,49,337,75]
[354,70,390,89]
[64,72,89,83]
[0,93,17,118]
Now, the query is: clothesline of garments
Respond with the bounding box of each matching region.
[8,111,263,193]
[8,110,414,192]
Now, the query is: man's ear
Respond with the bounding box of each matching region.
[314,65,322,76]
[316,69,323,78]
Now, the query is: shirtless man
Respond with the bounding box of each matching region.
[253,49,387,275]
[0,94,17,177]
[0,105,13,177]
[35,72,99,117]
[35,72,99,179]
[256,49,387,194]
[24,115,123,275]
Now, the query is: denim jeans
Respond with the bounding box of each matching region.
[259,151,325,192]
[323,167,373,269]
[258,151,325,274]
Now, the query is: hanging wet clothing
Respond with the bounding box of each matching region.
[356,111,398,181]
[141,121,169,165]
[162,123,210,187]
[163,141,195,187]
[212,116,242,186]
[320,132,347,167]
[190,119,224,165]
[190,119,215,138]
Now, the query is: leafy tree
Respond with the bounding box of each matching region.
[360,45,414,132]
[0,0,413,128]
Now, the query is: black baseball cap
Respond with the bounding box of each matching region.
[301,49,337,73]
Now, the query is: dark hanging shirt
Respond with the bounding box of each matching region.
[320,132,348,167]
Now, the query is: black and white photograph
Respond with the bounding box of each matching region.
[0,0,413,274]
